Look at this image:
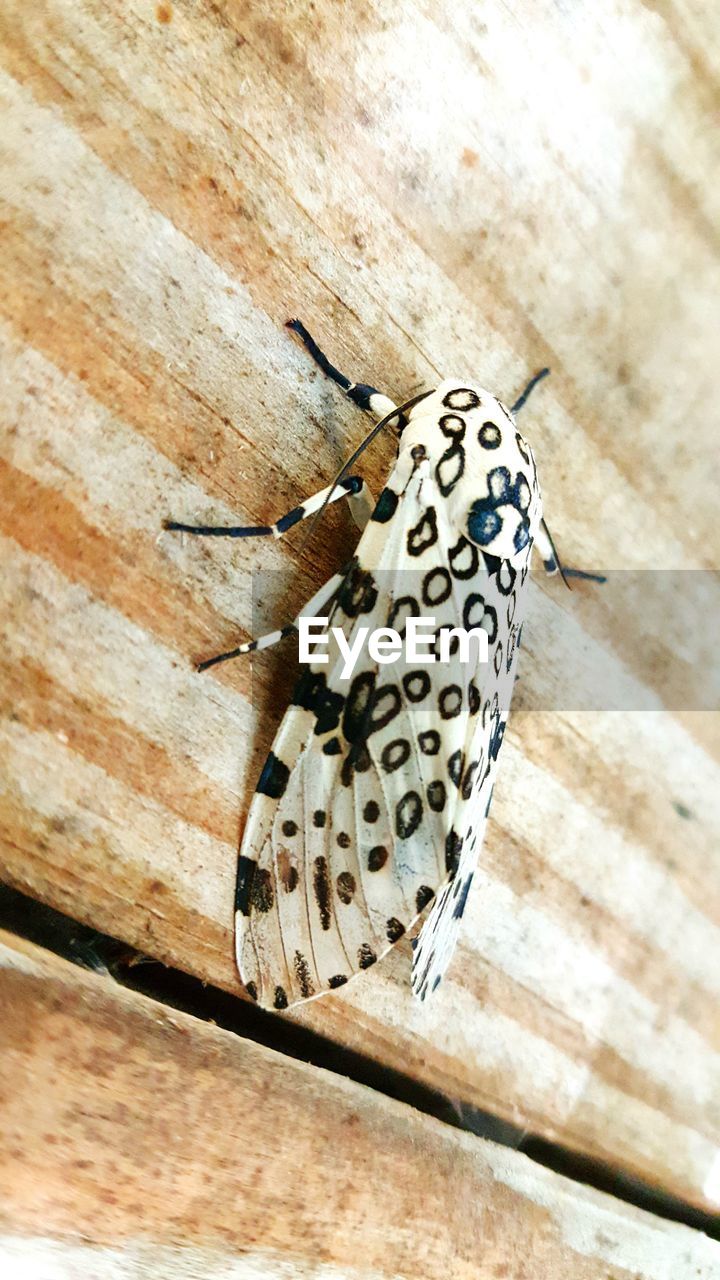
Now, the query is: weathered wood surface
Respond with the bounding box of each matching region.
[2,932,719,1280]
[1,0,720,1215]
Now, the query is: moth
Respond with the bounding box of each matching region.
[166,320,594,1010]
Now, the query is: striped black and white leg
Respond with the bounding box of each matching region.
[535,520,606,585]
[164,474,375,542]
[198,572,345,673]
[287,318,399,423]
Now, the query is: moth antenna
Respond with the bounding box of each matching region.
[511,366,550,414]
[297,388,434,555]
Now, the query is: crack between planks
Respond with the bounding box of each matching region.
[0,880,718,1242]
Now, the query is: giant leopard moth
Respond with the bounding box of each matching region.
[166,319,587,1010]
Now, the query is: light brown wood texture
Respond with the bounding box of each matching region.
[1,0,719,1217]
[2,931,719,1280]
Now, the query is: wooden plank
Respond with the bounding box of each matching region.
[2,931,719,1280]
[1,0,720,1214]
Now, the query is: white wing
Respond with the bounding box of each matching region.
[411,543,534,998]
[237,450,481,1007]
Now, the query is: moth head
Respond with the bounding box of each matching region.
[402,380,542,559]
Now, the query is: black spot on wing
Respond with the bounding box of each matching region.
[294,951,315,999]
[488,466,513,503]
[461,759,481,800]
[463,593,498,644]
[506,627,518,672]
[514,520,531,551]
[516,475,531,510]
[235,855,257,917]
[407,507,438,556]
[515,431,531,464]
[489,718,507,762]
[256,752,290,799]
[386,917,406,942]
[419,729,440,755]
[436,444,465,496]
[338,564,378,617]
[387,596,420,641]
[237,859,274,915]
[427,780,446,812]
[478,422,502,449]
[483,692,500,726]
[439,685,463,719]
[336,871,356,904]
[343,671,375,742]
[252,868,274,912]
[403,670,431,702]
[468,505,502,545]
[443,388,480,411]
[368,845,389,872]
[293,670,344,735]
[422,567,452,607]
[483,552,516,596]
[494,642,503,675]
[369,684,402,733]
[381,738,411,773]
[445,830,463,877]
[328,974,348,989]
[345,671,402,750]
[467,466,533,548]
[439,413,466,439]
[278,855,298,893]
[448,750,465,787]
[371,487,399,523]
[341,741,371,787]
[358,943,377,969]
[273,986,288,1010]
[396,790,422,839]
[449,536,479,579]
[416,884,435,912]
[452,874,474,920]
[313,855,332,930]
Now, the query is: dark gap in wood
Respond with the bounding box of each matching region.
[1,882,717,1241]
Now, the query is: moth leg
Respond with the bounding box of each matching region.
[535,520,606,585]
[165,474,374,541]
[287,318,398,422]
[197,571,344,672]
